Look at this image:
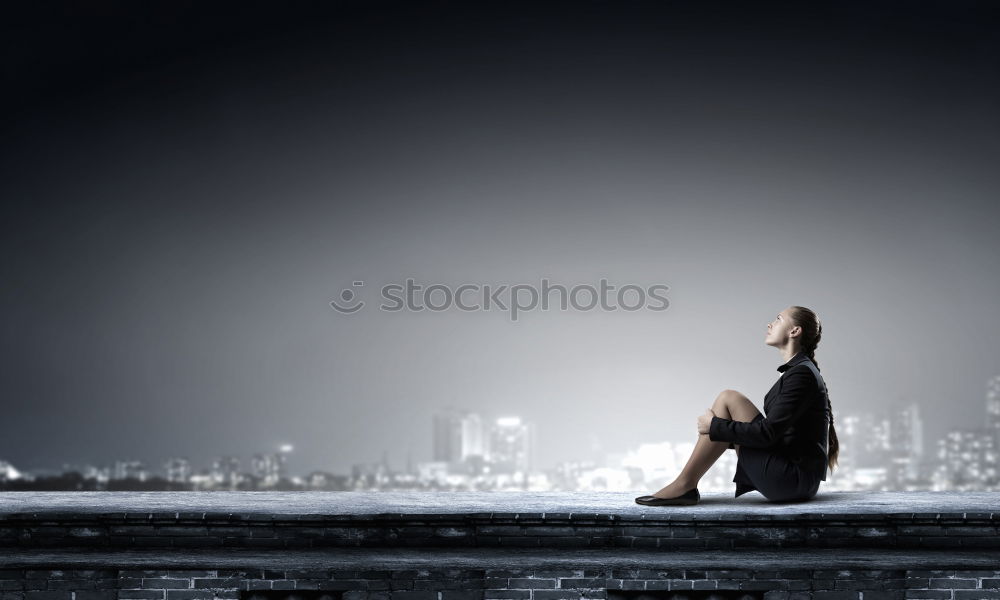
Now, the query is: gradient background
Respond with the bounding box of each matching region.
[2,1,998,476]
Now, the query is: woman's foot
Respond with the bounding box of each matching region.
[635,485,700,506]
[651,479,696,499]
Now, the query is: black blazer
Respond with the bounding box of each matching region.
[708,351,831,481]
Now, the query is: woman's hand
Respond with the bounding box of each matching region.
[697,408,716,435]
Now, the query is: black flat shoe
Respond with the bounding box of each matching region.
[635,487,700,506]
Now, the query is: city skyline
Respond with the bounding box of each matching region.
[4,370,1000,493]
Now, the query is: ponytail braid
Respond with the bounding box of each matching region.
[789,306,839,474]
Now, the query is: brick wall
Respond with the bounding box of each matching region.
[3,568,1000,600]
[4,514,999,550]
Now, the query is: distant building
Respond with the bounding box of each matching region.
[83,465,110,484]
[210,456,241,488]
[112,460,147,481]
[252,454,283,487]
[935,428,998,490]
[164,457,192,484]
[433,408,486,474]
[986,375,1000,445]
[888,402,924,486]
[487,416,535,477]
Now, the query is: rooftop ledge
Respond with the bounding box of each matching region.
[3,492,1000,596]
[1,491,999,556]
[1,490,998,518]
[3,492,1000,574]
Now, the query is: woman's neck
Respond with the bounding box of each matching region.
[780,345,801,363]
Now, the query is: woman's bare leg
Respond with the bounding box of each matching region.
[651,389,762,498]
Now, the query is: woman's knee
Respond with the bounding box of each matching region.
[714,389,750,409]
[715,389,739,404]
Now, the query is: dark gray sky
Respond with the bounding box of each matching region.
[2,1,999,475]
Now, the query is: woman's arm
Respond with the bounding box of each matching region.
[706,367,817,448]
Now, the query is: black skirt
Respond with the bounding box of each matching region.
[731,413,822,502]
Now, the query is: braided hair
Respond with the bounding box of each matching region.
[789,305,839,474]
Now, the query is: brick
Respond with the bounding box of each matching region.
[507,581,554,590]
[413,582,466,592]
[928,579,977,589]
[714,580,743,590]
[856,593,903,600]
[704,570,753,579]
[73,572,117,580]
[904,578,929,589]
[955,592,1000,599]
[24,594,71,600]
[811,592,860,600]
[532,593,579,600]
[313,582,368,592]
[483,592,529,600]
[47,582,95,591]
[835,580,882,591]
[0,593,25,600]
[140,581,190,590]
[557,580,603,589]
[642,582,670,591]
[216,571,263,579]
[0,573,21,581]
[391,593,438,600]
[530,572,579,580]
[118,592,165,600]
[741,581,788,591]
[191,580,241,590]
[453,582,484,592]
[440,593,483,600]
[955,571,1000,578]
[165,592,214,600]
[902,593,952,600]
[269,582,296,591]
[284,571,331,580]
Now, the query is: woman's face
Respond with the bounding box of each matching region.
[765,307,799,347]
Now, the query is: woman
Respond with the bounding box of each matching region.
[635,305,839,505]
